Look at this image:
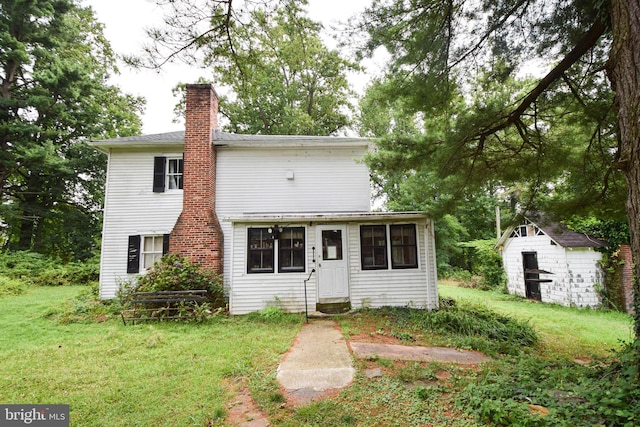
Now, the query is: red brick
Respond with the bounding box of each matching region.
[170,84,223,273]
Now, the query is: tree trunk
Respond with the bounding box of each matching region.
[609,0,640,337]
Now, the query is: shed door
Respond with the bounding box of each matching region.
[316,226,349,302]
[522,252,542,301]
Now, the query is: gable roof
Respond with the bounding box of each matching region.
[497,214,608,248]
[89,130,371,152]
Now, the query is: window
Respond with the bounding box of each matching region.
[153,156,183,192]
[167,158,183,189]
[247,227,305,274]
[248,228,274,273]
[361,225,388,269]
[322,229,343,260]
[142,235,165,270]
[279,227,305,272]
[510,225,529,238]
[359,224,419,270]
[390,224,418,268]
[127,234,169,273]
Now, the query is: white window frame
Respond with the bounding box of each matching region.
[166,157,184,191]
[141,235,165,271]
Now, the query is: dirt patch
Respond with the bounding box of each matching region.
[224,378,270,427]
[282,386,342,407]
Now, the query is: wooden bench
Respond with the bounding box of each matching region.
[121,290,210,325]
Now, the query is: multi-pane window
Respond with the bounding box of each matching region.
[390,224,418,268]
[248,227,306,273]
[248,228,274,273]
[142,235,165,270]
[167,158,183,190]
[153,156,183,192]
[360,225,388,270]
[359,224,419,270]
[279,227,305,272]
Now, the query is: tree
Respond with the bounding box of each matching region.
[161,1,359,135]
[352,0,640,335]
[215,2,358,135]
[0,0,144,260]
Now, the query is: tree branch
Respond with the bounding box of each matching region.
[477,19,607,140]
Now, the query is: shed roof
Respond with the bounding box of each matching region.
[498,214,608,248]
[537,221,607,248]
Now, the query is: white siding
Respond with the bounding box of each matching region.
[216,145,371,290]
[215,145,370,214]
[99,144,370,299]
[98,142,440,313]
[502,234,602,307]
[228,219,438,314]
[567,249,603,307]
[98,148,183,298]
[229,223,317,314]
[348,219,438,310]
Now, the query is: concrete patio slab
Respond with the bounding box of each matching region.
[349,341,491,365]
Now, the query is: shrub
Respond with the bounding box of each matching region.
[377,301,538,356]
[459,240,506,290]
[121,253,225,309]
[0,276,25,298]
[47,284,118,324]
[458,341,640,426]
[0,251,55,279]
[0,251,99,286]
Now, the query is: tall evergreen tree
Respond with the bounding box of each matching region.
[0,0,144,259]
[351,0,640,334]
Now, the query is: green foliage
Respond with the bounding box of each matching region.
[373,302,538,356]
[47,283,117,324]
[0,251,56,278]
[565,217,629,251]
[245,304,303,324]
[459,239,507,290]
[458,341,640,426]
[0,251,99,286]
[0,0,144,259]
[0,276,25,298]
[121,253,225,309]
[172,1,359,136]
[355,0,625,290]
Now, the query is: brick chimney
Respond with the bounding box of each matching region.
[169,84,223,273]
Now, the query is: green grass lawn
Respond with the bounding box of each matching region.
[438,282,634,358]
[1,283,636,426]
[0,286,301,426]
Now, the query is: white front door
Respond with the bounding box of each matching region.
[316,225,349,302]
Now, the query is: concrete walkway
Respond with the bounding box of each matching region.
[276,320,355,392]
[276,319,491,406]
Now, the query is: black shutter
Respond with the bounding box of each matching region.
[127,235,141,274]
[153,156,166,192]
[163,234,170,254]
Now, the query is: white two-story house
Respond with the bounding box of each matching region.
[90,84,438,314]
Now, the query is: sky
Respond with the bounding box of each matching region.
[83,0,378,135]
